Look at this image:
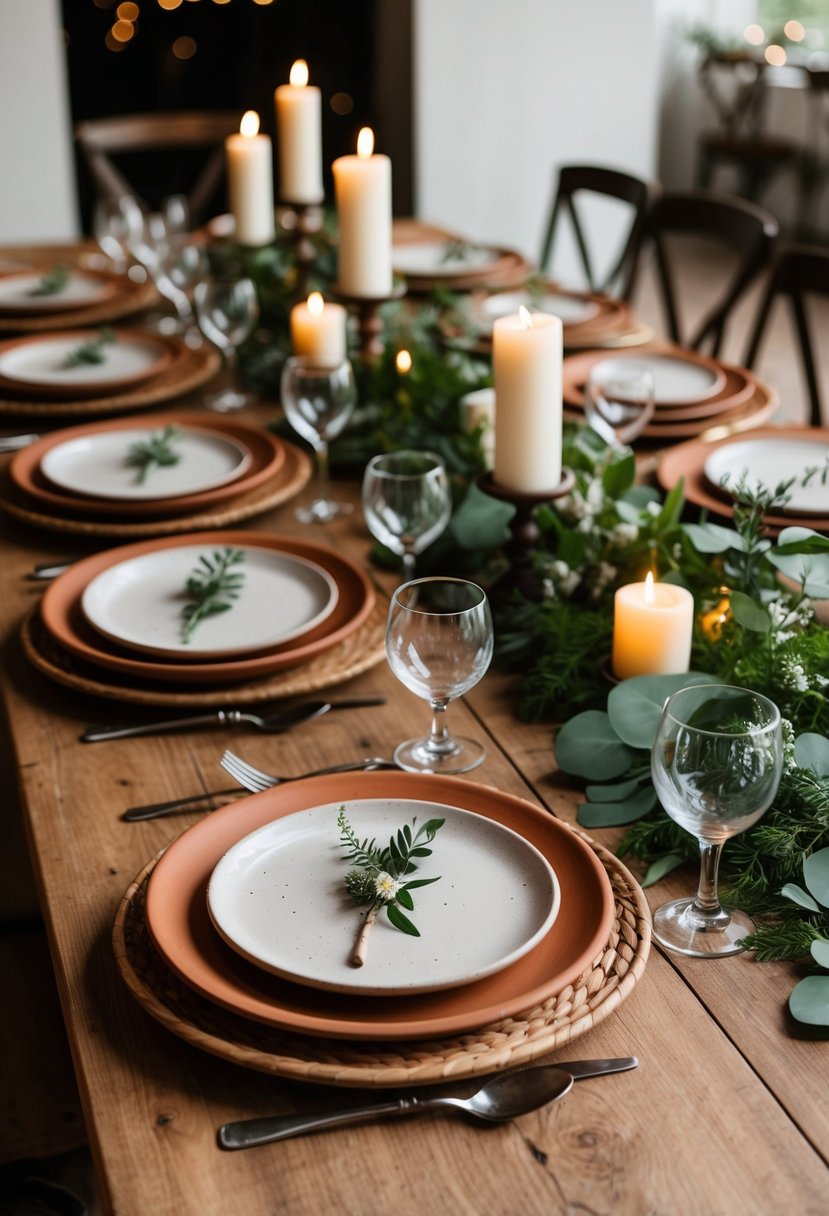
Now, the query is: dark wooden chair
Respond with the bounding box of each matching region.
[744,243,829,427]
[538,164,660,301]
[645,188,779,356]
[695,53,800,205]
[74,110,244,223]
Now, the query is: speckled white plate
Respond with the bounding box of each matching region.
[704,436,829,515]
[392,242,502,277]
[0,269,116,312]
[479,290,599,325]
[207,799,560,995]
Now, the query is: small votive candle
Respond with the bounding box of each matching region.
[290,291,347,364]
[612,572,694,680]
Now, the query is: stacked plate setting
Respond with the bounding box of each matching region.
[456,283,637,353]
[34,529,376,690]
[391,239,531,293]
[141,770,617,1042]
[2,413,307,535]
[0,265,156,333]
[562,345,773,442]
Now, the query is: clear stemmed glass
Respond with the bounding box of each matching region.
[280,356,357,523]
[92,195,144,274]
[362,450,452,581]
[584,359,655,446]
[194,277,259,412]
[156,236,207,345]
[386,577,494,774]
[651,684,783,958]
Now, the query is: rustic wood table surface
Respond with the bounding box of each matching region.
[1,250,828,1215]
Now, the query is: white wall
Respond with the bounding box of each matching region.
[413,0,660,283]
[0,0,78,242]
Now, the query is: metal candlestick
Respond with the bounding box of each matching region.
[478,468,576,603]
[332,282,407,362]
[279,201,323,297]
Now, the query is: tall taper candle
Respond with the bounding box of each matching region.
[493,307,562,493]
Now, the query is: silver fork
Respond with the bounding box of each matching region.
[219,749,395,793]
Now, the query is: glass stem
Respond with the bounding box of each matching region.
[315,440,330,504]
[401,549,416,582]
[427,700,457,757]
[224,345,238,383]
[690,840,731,930]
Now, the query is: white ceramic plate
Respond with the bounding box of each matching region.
[0,332,169,393]
[0,270,113,312]
[81,544,339,658]
[704,436,829,515]
[479,290,599,326]
[207,798,561,995]
[40,426,253,502]
[592,353,724,404]
[392,242,501,278]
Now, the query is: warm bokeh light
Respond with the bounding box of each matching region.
[744,23,765,45]
[212,0,231,5]
[765,43,787,65]
[158,0,182,9]
[104,29,127,50]
[357,127,374,158]
[240,110,260,137]
[784,19,806,41]
[331,92,354,116]
[252,0,274,5]
[395,349,412,374]
[644,571,655,606]
[111,19,135,42]
[290,59,309,87]
[117,1,139,18]
[172,35,197,58]
[518,305,533,330]
[307,292,324,316]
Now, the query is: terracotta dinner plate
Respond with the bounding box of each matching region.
[563,347,751,412]
[144,771,615,1040]
[0,266,119,314]
[0,328,174,398]
[38,530,375,682]
[9,412,286,518]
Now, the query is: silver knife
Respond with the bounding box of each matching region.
[81,696,386,743]
[0,432,40,453]
[217,1058,638,1150]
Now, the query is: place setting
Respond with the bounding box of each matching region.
[562,343,776,444]
[0,410,311,537]
[391,236,532,294]
[658,424,829,533]
[21,528,384,707]
[0,323,221,420]
[0,261,158,334]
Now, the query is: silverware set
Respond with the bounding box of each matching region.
[218,1057,639,1149]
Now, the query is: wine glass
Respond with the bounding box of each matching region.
[159,193,190,236]
[651,684,783,958]
[280,356,357,522]
[92,195,144,274]
[194,277,259,412]
[156,235,207,345]
[584,359,655,446]
[362,450,452,581]
[386,577,494,774]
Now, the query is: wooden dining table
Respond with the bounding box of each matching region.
[1,262,828,1214]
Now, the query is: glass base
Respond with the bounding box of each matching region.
[295,499,354,524]
[203,388,256,414]
[653,897,756,958]
[393,735,485,775]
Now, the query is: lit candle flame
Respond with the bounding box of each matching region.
[290,59,309,87]
[307,291,324,316]
[396,349,412,374]
[518,305,533,330]
[644,571,655,606]
[357,127,374,158]
[240,110,260,138]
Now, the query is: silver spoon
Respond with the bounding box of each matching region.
[218,1066,574,1149]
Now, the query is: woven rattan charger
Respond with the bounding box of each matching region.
[113,834,650,1088]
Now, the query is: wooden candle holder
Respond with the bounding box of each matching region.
[279,201,323,297]
[478,468,576,603]
[332,282,407,362]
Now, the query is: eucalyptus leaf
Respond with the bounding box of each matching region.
[684,522,744,553]
[729,590,771,633]
[794,734,829,778]
[602,452,635,498]
[554,710,635,779]
[655,478,684,530]
[811,939,829,969]
[607,672,717,750]
[577,785,657,828]
[789,975,829,1026]
[776,526,829,553]
[621,485,660,509]
[642,852,687,887]
[449,481,515,550]
[803,847,829,908]
[780,882,820,912]
[584,776,645,802]
[615,499,644,525]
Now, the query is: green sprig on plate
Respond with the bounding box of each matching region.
[180,547,246,644]
[338,807,444,965]
[125,425,182,485]
[29,264,69,297]
[63,327,117,368]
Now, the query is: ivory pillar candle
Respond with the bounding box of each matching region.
[225,111,275,246]
[612,572,694,679]
[332,127,392,297]
[275,59,324,204]
[493,308,562,494]
[290,291,347,364]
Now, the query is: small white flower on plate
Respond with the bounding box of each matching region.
[374,871,399,902]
